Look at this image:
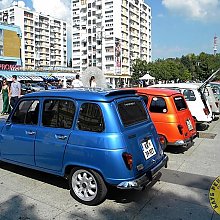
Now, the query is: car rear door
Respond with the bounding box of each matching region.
[117,98,163,177]
[172,95,196,138]
[35,98,75,172]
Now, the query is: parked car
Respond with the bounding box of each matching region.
[198,84,220,117]
[30,83,45,92]
[133,87,197,149]
[210,82,220,101]
[0,88,168,205]
[150,83,213,124]
[21,83,32,95]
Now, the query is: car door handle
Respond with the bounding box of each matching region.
[55,134,67,140]
[26,131,36,135]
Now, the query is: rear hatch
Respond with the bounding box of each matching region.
[173,95,196,138]
[117,98,164,177]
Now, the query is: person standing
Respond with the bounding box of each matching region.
[10,75,21,109]
[89,76,96,88]
[1,79,11,114]
[72,74,83,88]
[57,79,63,89]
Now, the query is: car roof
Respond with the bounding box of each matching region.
[210,82,220,85]
[23,88,137,102]
[150,83,200,89]
[131,87,182,97]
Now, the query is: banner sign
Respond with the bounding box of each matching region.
[0,64,21,71]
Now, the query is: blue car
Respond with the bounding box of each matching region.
[0,88,168,205]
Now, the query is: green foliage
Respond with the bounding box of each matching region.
[131,53,220,82]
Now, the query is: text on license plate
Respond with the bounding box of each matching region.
[186,119,193,130]
[142,139,156,160]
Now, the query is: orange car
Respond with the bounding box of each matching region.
[135,87,197,149]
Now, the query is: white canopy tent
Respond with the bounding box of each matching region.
[139,74,155,80]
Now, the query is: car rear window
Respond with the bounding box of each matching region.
[183,89,196,101]
[118,100,148,127]
[173,96,187,111]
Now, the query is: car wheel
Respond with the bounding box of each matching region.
[69,167,107,205]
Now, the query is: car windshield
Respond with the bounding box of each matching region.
[118,100,148,127]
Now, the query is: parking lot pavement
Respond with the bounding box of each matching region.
[0,112,220,219]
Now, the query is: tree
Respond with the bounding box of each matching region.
[131,52,220,82]
[131,59,148,81]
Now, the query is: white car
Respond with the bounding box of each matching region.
[150,83,213,123]
[197,83,220,116]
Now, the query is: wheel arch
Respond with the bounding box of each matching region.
[63,164,106,182]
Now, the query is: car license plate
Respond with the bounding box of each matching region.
[186,119,193,131]
[142,139,156,160]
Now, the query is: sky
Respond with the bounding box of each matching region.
[0,0,220,61]
[146,0,220,60]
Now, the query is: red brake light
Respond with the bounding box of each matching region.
[177,124,183,135]
[122,152,133,170]
[203,108,209,115]
[159,135,166,145]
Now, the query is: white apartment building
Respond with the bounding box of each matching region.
[71,0,152,86]
[0,6,67,69]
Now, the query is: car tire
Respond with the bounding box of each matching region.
[69,167,107,206]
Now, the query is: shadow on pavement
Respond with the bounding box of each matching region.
[0,195,39,220]
[0,161,69,190]
[165,141,194,154]
[196,123,209,131]
[0,165,218,220]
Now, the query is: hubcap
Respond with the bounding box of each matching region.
[72,169,98,202]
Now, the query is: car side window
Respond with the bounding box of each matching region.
[42,99,75,129]
[149,97,167,113]
[77,103,104,132]
[11,100,40,125]
[183,89,196,101]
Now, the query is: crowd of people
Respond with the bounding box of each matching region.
[0,74,97,115]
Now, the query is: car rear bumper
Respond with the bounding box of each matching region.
[168,133,197,146]
[117,154,168,190]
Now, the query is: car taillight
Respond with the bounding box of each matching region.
[203,108,209,115]
[122,152,133,170]
[159,135,166,145]
[158,135,166,150]
[177,124,183,135]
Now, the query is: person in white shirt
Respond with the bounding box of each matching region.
[72,74,83,88]
[89,76,96,88]
[9,75,21,108]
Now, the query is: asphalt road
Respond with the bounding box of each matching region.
[0,97,220,220]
